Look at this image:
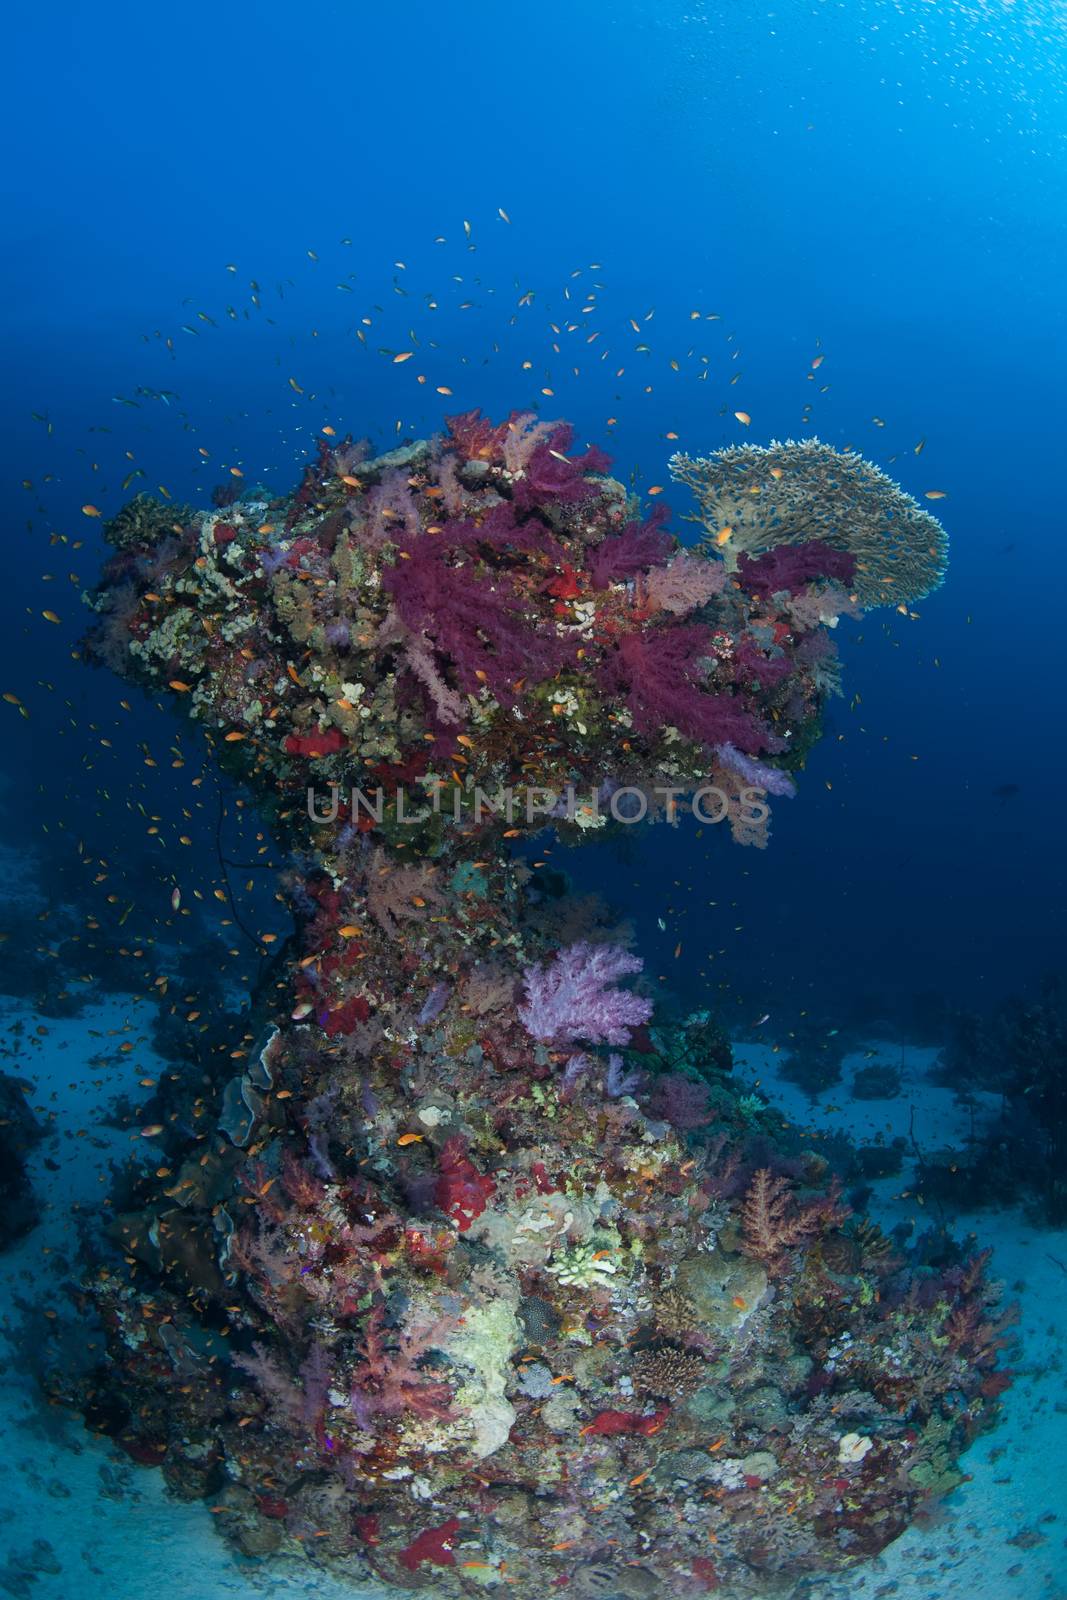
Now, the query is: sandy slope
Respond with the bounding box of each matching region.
[1,1006,1063,1599]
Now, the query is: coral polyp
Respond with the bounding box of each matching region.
[69,411,1005,1598]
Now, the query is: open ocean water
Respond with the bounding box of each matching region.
[1,4,1065,1599]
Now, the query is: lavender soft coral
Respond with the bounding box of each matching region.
[518,941,653,1045]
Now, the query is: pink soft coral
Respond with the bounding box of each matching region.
[349,1302,457,1428]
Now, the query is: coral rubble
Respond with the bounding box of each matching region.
[65,412,1004,1598]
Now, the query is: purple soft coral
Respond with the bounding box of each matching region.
[512,423,611,510]
[383,538,569,701]
[441,500,566,566]
[518,942,652,1046]
[605,1052,645,1099]
[738,542,856,599]
[589,505,674,588]
[598,626,768,755]
[645,1073,715,1131]
[732,636,794,689]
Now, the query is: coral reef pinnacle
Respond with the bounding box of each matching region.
[66,412,1001,1599]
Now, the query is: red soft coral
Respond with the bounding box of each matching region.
[444,408,514,463]
[284,727,347,758]
[349,1303,457,1429]
[435,1136,496,1231]
[399,1517,461,1571]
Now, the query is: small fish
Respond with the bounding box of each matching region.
[924,489,947,500]
[734,411,751,425]
[81,504,102,518]
[170,888,181,911]
[396,1132,424,1146]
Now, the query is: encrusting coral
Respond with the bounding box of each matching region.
[60,410,1006,1599]
[670,438,949,606]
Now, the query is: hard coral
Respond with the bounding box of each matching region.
[103,492,194,551]
[671,438,949,605]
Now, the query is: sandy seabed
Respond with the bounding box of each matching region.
[1,996,1063,1600]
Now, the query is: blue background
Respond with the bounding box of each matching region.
[2,0,1064,1030]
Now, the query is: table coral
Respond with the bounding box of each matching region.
[671,438,949,605]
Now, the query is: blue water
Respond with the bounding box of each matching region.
[5,0,1065,1009]
[1,2,1065,1596]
